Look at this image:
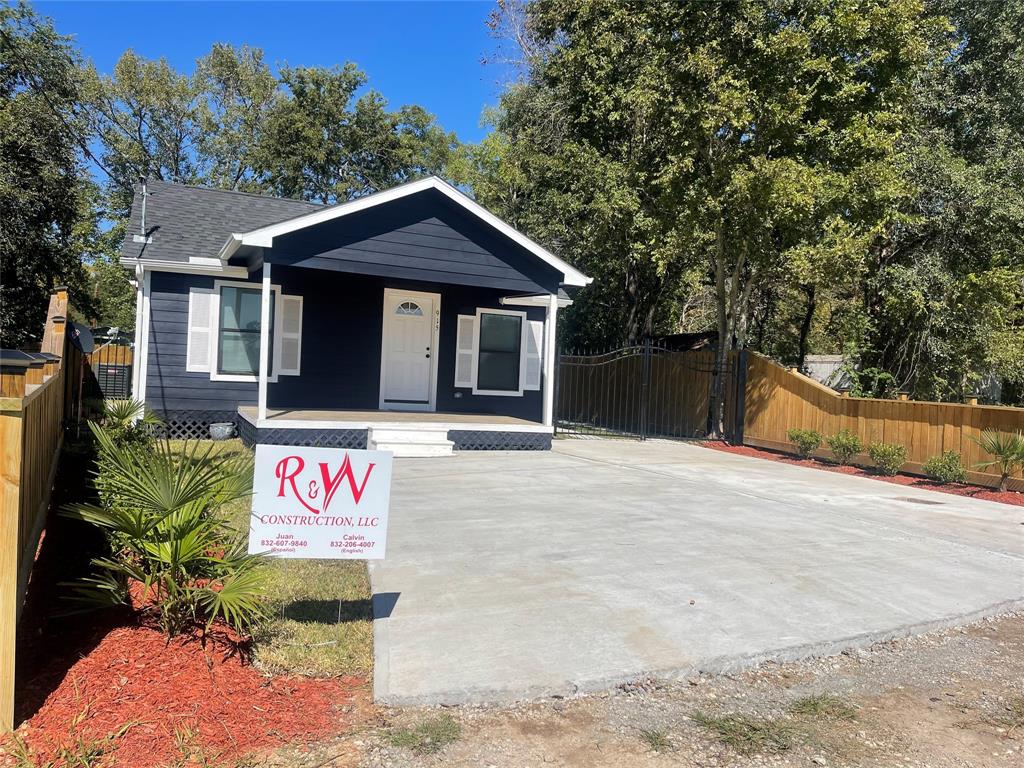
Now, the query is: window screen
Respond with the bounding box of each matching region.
[218,286,274,375]
[477,312,521,391]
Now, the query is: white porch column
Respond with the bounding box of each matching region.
[257,262,272,422]
[542,292,559,427]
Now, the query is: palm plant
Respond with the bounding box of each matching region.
[95,398,163,448]
[63,423,265,637]
[971,430,1024,492]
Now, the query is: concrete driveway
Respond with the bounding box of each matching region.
[370,439,1024,705]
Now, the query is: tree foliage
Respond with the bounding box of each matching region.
[83,44,461,215]
[467,0,936,431]
[470,0,1024,412]
[0,1,95,346]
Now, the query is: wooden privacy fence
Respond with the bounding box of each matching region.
[743,353,1024,491]
[0,288,76,730]
[555,346,1024,490]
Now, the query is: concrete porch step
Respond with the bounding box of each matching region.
[368,426,454,457]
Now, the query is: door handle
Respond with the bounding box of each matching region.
[425,353,431,358]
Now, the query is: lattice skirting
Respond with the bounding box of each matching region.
[238,422,368,450]
[449,430,552,451]
[154,410,240,441]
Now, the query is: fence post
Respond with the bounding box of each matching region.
[640,338,652,441]
[553,342,562,435]
[0,352,30,731]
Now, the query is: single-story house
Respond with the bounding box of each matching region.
[120,176,590,455]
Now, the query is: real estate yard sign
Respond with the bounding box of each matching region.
[248,444,393,559]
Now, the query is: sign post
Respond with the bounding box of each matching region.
[248,444,393,560]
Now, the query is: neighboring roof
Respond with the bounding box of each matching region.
[221,176,592,287]
[120,180,321,263]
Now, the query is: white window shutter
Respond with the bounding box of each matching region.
[454,314,476,387]
[277,294,303,376]
[185,288,213,372]
[524,319,544,391]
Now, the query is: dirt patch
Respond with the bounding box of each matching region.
[702,440,1024,506]
[284,612,1024,767]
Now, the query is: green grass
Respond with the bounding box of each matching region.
[788,693,858,721]
[639,727,671,751]
[387,714,461,755]
[178,439,374,678]
[990,696,1024,734]
[691,711,795,754]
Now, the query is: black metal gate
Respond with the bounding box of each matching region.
[555,342,746,442]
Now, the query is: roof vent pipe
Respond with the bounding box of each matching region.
[139,175,147,236]
[132,175,151,245]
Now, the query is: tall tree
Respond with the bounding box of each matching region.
[0,1,94,346]
[854,0,1024,401]
[472,0,934,431]
[85,46,461,210]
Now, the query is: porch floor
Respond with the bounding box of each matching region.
[237,406,548,431]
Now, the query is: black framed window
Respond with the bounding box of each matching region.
[218,286,274,376]
[477,312,522,391]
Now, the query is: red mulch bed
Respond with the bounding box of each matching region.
[701,440,1024,506]
[9,616,368,767]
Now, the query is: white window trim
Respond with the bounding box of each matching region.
[210,279,284,383]
[472,307,529,397]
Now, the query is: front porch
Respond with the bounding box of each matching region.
[236,406,552,453]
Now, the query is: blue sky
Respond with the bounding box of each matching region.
[36,0,505,144]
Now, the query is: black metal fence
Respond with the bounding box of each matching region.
[555,342,745,442]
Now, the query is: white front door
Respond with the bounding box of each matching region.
[380,289,440,410]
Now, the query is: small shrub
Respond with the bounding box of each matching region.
[94,398,162,449]
[63,424,265,637]
[971,430,1024,492]
[388,714,461,755]
[787,428,822,458]
[827,429,863,465]
[922,451,968,484]
[868,441,907,476]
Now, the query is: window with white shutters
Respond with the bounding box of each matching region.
[454,314,476,388]
[276,295,303,375]
[524,319,543,390]
[186,288,213,372]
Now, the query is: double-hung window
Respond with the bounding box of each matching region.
[218,286,274,376]
[454,308,543,396]
[186,280,303,382]
[476,311,523,393]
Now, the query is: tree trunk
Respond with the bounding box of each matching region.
[796,284,816,370]
[707,221,731,439]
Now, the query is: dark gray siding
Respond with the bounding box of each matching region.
[433,284,544,421]
[145,266,545,424]
[269,267,545,422]
[268,268,382,409]
[268,189,562,295]
[146,271,259,413]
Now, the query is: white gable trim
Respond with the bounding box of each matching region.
[218,176,592,288]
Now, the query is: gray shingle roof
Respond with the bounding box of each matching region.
[119,180,322,263]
